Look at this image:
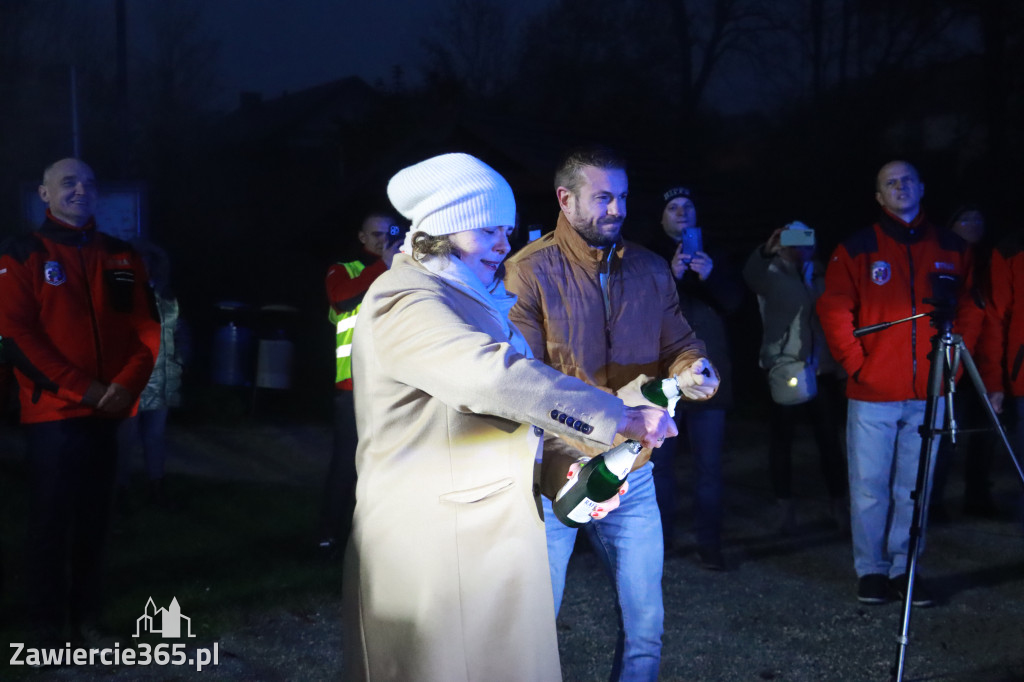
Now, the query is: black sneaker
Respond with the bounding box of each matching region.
[890,574,936,607]
[857,573,891,604]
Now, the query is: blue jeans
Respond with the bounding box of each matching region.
[847,399,942,578]
[543,462,664,682]
[650,408,724,548]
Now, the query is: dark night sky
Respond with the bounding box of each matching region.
[198,0,554,104]
[142,0,987,115]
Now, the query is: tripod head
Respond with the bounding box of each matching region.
[922,272,959,334]
[853,272,961,338]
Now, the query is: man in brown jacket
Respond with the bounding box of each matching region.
[505,146,718,682]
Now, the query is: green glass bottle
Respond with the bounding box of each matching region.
[552,440,643,527]
[640,377,679,407]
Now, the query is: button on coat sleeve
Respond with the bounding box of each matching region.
[368,285,623,447]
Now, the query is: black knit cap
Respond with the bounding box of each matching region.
[661,185,693,208]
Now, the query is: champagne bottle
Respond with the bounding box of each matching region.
[552,440,643,528]
[640,377,680,408]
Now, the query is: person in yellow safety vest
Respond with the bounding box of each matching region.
[318,212,404,554]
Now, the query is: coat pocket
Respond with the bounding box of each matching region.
[104,269,136,313]
[438,477,514,505]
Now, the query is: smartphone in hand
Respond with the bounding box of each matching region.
[680,227,703,259]
[780,227,815,247]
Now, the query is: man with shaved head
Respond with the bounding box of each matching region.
[817,160,980,607]
[0,158,160,645]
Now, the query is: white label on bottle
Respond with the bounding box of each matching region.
[564,497,600,524]
[606,459,633,479]
[661,377,681,400]
[603,442,641,479]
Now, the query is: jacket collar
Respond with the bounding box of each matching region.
[38,211,97,246]
[356,247,381,267]
[878,208,929,245]
[407,254,531,358]
[553,212,625,271]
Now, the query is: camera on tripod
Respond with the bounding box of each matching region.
[925,272,960,327]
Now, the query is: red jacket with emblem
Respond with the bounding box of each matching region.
[0,213,161,423]
[817,210,981,402]
[978,233,1024,395]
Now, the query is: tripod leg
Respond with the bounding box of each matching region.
[956,341,1024,486]
[944,343,960,446]
[892,333,948,682]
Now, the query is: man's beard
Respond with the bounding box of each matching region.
[571,209,622,247]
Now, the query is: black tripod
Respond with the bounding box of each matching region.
[856,306,1024,682]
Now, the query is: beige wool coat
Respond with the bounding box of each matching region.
[342,254,624,682]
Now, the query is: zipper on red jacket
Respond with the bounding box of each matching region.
[77,242,104,377]
[906,242,918,386]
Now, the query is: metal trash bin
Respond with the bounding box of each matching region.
[211,301,255,387]
[255,304,299,390]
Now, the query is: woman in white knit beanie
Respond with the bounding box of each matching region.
[341,153,675,682]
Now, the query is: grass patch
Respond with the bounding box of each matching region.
[0,457,341,652]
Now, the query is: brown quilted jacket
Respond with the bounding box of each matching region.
[506,212,707,471]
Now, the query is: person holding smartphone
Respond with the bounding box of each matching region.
[647,185,744,570]
[742,222,848,535]
[318,211,405,555]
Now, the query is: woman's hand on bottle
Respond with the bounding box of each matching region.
[566,460,630,519]
[617,405,678,449]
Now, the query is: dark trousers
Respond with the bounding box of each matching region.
[116,408,170,485]
[651,408,725,548]
[319,391,357,543]
[932,386,996,508]
[25,416,120,636]
[767,373,847,500]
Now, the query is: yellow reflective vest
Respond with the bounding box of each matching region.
[329,260,366,386]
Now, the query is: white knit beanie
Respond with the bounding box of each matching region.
[386,153,516,237]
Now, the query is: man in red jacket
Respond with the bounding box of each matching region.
[0,158,160,644]
[979,232,1024,453]
[817,160,978,607]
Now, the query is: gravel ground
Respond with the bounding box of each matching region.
[4,415,1024,681]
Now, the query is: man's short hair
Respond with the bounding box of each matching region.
[875,160,920,192]
[41,161,59,184]
[554,145,627,195]
[361,211,397,232]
